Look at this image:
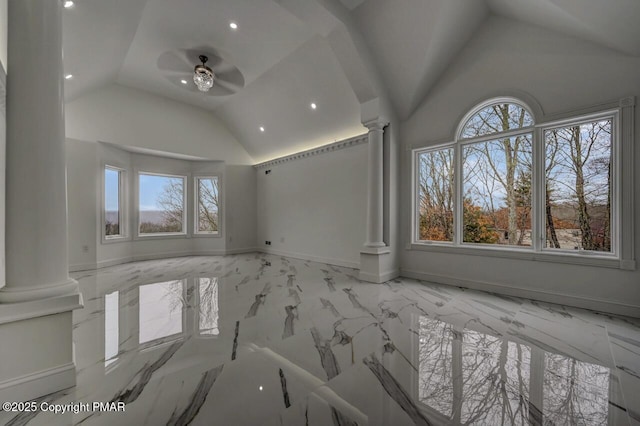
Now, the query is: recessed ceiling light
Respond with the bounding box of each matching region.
[180,79,188,85]
[63,1,75,8]
[259,126,265,132]
[310,102,317,110]
[65,74,73,80]
[229,22,238,30]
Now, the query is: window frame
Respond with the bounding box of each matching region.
[457,127,535,249]
[102,164,128,243]
[136,170,188,238]
[538,110,620,258]
[193,175,222,237]
[410,97,634,270]
[413,142,456,244]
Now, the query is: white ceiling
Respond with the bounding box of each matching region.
[62,0,640,162]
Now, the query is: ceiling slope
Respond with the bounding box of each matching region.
[351,0,489,120]
[215,35,364,163]
[487,0,640,57]
[62,0,148,100]
[62,0,640,162]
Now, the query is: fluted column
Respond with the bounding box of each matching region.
[0,0,78,302]
[364,119,387,248]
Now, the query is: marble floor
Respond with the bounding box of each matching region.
[2,253,639,425]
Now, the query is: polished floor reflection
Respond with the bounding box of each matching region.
[2,254,639,425]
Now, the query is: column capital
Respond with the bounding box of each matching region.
[363,118,388,132]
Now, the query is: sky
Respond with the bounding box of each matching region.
[105,171,184,212]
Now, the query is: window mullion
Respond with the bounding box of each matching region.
[533,127,544,252]
[454,143,463,246]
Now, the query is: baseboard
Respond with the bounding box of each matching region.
[132,251,194,262]
[225,247,261,255]
[0,362,76,404]
[69,262,98,272]
[96,256,134,270]
[258,247,360,269]
[359,269,400,283]
[80,248,261,271]
[400,269,640,318]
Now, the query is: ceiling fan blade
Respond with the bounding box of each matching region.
[215,69,245,89]
[210,61,236,74]
[213,79,241,94]
[157,51,192,73]
[206,83,236,96]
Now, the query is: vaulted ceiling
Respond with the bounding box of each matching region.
[62,0,640,163]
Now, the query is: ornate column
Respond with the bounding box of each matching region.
[0,0,82,402]
[364,119,386,248]
[359,115,392,283]
[1,0,77,303]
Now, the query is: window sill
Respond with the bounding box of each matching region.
[192,232,221,238]
[102,235,131,244]
[135,232,189,240]
[408,242,633,270]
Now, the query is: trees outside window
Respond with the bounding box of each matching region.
[544,119,612,252]
[414,98,618,256]
[461,103,533,246]
[417,148,454,242]
[138,173,186,235]
[195,177,219,234]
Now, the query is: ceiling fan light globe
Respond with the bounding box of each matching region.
[193,64,215,92]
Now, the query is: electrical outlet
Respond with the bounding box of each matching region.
[82,245,89,253]
[265,240,271,245]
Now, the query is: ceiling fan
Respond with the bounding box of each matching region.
[157,48,245,96]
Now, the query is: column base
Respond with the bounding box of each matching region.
[0,278,79,303]
[359,248,399,283]
[0,290,82,402]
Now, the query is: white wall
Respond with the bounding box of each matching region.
[66,139,99,270]
[256,143,367,268]
[65,84,254,165]
[225,165,257,252]
[401,16,640,315]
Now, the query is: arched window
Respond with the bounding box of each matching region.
[457,99,535,246]
[414,96,622,259]
[458,101,534,139]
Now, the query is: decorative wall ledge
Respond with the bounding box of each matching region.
[253,133,368,169]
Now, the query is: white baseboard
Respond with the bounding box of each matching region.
[359,269,400,283]
[69,262,98,272]
[0,362,76,404]
[95,256,134,270]
[131,250,194,262]
[80,248,261,271]
[225,247,261,255]
[400,269,640,318]
[258,247,360,269]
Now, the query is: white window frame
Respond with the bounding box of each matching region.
[410,97,635,270]
[413,142,456,244]
[102,164,128,243]
[193,175,222,237]
[538,111,619,258]
[136,171,188,238]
